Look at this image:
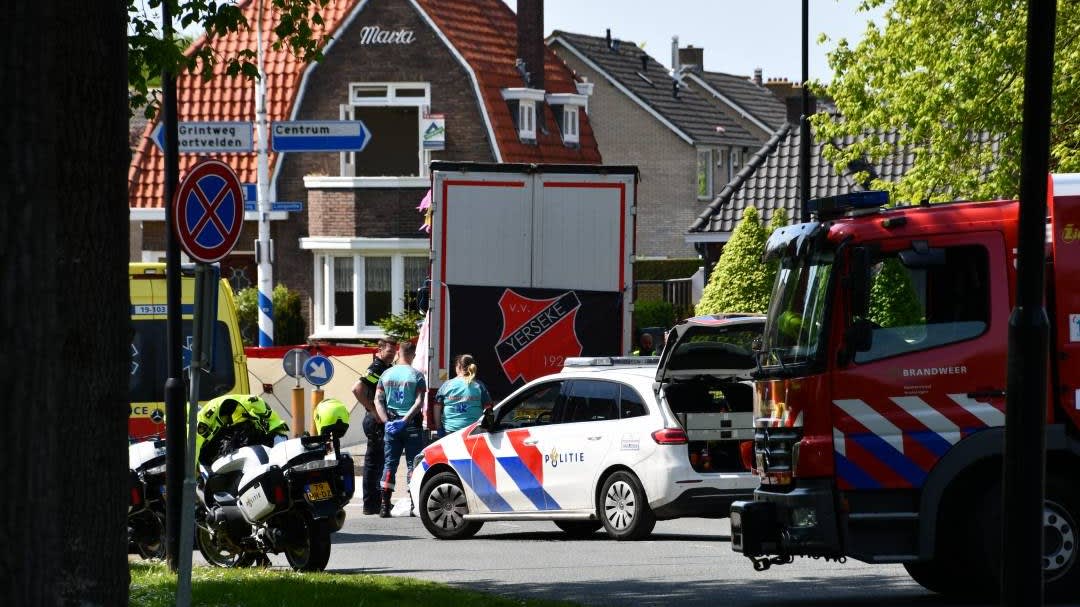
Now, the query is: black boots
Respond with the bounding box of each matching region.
[379,490,392,518]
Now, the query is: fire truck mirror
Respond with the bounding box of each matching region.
[850,246,872,317]
[848,318,874,353]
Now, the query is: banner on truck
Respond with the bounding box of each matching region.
[447,285,623,400]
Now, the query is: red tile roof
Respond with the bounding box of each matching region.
[129,0,601,210]
[415,0,601,164]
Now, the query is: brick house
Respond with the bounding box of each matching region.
[547,32,785,261]
[128,0,601,341]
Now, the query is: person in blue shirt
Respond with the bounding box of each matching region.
[375,341,426,518]
[434,354,494,434]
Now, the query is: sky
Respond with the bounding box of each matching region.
[506,0,888,83]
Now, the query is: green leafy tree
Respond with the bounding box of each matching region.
[696,206,772,315]
[868,259,924,328]
[236,284,307,346]
[128,0,332,116]
[814,0,1080,202]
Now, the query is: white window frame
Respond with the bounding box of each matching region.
[302,237,429,339]
[502,88,546,143]
[697,148,714,200]
[730,146,744,180]
[341,82,431,179]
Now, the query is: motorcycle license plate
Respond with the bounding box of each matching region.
[306,481,332,502]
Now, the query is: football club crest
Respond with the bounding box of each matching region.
[495,289,583,383]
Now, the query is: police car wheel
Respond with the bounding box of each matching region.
[420,472,483,540]
[598,471,655,541]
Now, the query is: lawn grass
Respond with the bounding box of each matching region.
[129,562,578,607]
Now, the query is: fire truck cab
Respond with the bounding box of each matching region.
[730,180,1080,601]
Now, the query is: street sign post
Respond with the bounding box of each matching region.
[152,121,254,153]
[283,347,310,438]
[271,120,372,152]
[173,159,245,263]
[283,348,310,380]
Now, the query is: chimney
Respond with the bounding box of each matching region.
[783,84,816,125]
[764,77,796,99]
[678,45,704,72]
[606,28,612,49]
[753,68,763,86]
[640,54,648,72]
[671,35,680,72]
[517,0,544,89]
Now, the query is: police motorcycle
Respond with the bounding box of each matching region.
[193,396,355,572]
[128,438,168,559]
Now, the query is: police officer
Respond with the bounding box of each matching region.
[351,337,398,515]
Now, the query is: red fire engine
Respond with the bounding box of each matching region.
[730,179,1080,601]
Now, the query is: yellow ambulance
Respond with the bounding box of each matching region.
[128,263,249,439]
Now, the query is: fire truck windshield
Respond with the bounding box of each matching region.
[762,249,834,369]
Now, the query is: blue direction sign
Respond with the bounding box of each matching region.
[173,160,244,263]
[152,121,254,153]
[303,355,334,387]
[243,183,257,202]
[244,201,304,212]
[271,120,372,152]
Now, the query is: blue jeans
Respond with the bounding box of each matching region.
[381,424,423,494]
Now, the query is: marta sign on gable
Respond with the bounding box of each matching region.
[359,25,415,45]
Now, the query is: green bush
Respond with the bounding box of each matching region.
[633,300,676,332]
[697,206,773,315]
[235,284,307,346]
[375,309,423,341]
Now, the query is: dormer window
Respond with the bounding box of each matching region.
[546,93,588,147]
[501,88,546,143]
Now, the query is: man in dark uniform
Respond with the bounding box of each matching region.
[351,337,398,514]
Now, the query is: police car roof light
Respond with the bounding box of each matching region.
[809,190,889,220]
[562,356,660,369]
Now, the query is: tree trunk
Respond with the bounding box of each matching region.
[0,1,129,605]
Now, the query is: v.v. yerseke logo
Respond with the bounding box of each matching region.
[495,289,583,384]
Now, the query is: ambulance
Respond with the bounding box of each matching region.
[128,263,248,439]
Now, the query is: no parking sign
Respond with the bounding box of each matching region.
[173,159,244,263]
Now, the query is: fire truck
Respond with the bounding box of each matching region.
[730,178,1080,601]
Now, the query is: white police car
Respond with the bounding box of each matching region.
[410,314,764,540]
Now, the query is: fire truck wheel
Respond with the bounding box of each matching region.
[598,470,655,540]
[974,475,1079,603]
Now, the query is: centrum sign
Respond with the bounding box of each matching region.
[151,121,254,153]
[271,120,372,152]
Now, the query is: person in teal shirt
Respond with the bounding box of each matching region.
[434,354,494,434]
[375,341,426,517]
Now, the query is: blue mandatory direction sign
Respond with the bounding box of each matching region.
[271,120,372,152]
[303,355,334,387]
[173,159,244,263]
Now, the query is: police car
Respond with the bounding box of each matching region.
[409,315,764,540]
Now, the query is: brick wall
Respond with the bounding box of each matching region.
[554,48,699,259]
[270,0,498,333]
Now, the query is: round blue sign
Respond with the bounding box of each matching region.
[303,355,334,387]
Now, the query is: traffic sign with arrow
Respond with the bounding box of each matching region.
[271,120,371,152]
[303,355,334,387]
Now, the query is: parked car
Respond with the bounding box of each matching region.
[409,315,765,540]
